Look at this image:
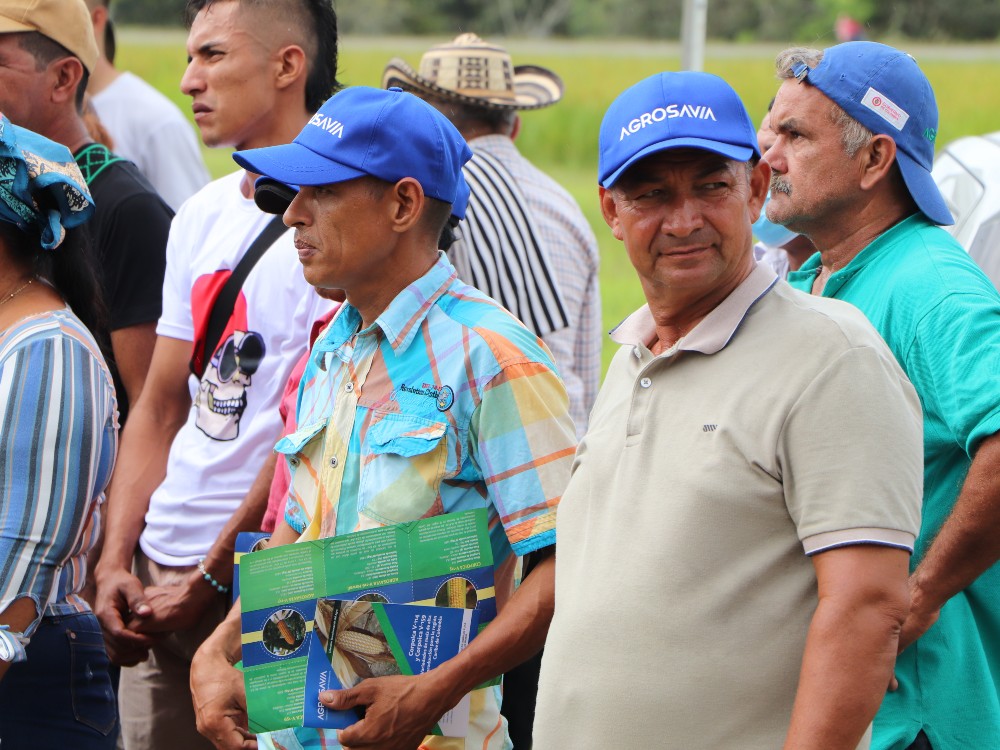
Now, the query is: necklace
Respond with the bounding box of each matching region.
[0,278,33,307]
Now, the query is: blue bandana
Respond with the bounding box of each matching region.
[0,114,95,250]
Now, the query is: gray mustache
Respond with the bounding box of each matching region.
[770,176,792,196]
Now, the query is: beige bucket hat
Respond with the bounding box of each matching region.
[382,33,563,111]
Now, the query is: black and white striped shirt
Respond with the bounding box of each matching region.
[451,149,569,337]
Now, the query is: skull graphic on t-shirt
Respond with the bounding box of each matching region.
[195,330,266,441]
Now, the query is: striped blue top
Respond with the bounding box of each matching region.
[0,308,117,641]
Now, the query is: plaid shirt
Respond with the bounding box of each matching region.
[266,255,576,750]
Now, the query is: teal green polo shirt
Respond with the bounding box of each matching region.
[789,214,1000,749]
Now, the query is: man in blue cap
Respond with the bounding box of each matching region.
[189,85,577,750]
[767,42,1000,750]
[533,70,924,748]
[94,2,339,747]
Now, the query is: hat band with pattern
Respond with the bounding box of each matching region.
[382,34,563,111]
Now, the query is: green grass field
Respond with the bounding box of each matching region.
[116,29,1000,370]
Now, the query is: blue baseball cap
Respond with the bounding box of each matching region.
[233,86,473,217]
[251,170,471,222]
[599,71,760,188]
[791,42,953,226]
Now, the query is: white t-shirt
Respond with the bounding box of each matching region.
[91,71,210,211]
[142,171,333,566]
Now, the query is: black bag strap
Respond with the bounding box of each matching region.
[192,215,287,377]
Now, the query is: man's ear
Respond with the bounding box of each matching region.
[274,44,307,92]
[91,5,108,33]
[509,114,522,141]
[599,186,624,241]
[49,57,85,106]
[389,178,425,233]
[858,134,898,191]
[748,159,771,224]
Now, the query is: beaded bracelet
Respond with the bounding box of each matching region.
[197,558,231,594]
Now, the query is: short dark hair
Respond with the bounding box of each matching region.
[423,196,454,244]
[1,220,108,347]
[362,177,453,246]
[438,215,460,252]
[424,96,516,136]
[15,32,89,112]
[104,16,116,64]
[184,0,340,112]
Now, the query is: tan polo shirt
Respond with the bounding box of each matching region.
[534,263,923,749]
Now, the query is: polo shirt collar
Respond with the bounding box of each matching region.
[315,253,457,355]
[610,261,778,355]
[787,213,929,296]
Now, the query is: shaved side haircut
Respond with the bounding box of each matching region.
[185,0,340,111]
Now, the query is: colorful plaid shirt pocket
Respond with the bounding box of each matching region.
[358,412,450,525]
[275,418,329,533]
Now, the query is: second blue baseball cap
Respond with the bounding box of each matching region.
[234,86,473,216]
[791,42,953,226]
[599,71,760,188]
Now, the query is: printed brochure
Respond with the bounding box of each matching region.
[238,508,494,735]
[303,598,478,734]
[233,531,271,602]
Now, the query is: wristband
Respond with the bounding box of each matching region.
[0,625,27,664]
[197,558,231,594]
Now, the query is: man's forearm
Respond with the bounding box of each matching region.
[785,547,909,749]
[197,523,300,659]
[908,431,1000,625]
[201,450,280,585]
[207,600,245,665]
[100,396,188,570]
[110,322,158,409]
[786,597,902,748]
[427,549,555,706]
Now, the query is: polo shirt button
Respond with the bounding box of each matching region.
[329,456,339,468]
[640,377,652,388]
[345,382,355,392]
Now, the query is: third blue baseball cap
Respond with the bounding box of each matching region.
[598,71,760,188]
[234,86,472,216]
[790,42,953,226]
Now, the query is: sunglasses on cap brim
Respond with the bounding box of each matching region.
[254,178,298,215]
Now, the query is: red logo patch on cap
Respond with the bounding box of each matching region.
[861,87,909,131]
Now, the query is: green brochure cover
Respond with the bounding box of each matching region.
[238,508,495,734]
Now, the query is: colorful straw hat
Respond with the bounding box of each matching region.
[382,33,563,111]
